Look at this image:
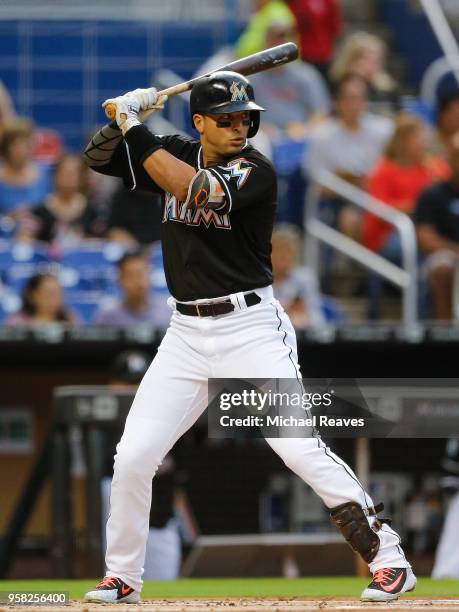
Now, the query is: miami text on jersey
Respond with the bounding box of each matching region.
[162,193,231,229]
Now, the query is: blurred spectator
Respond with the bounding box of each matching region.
[0,81,17,137]
[286,0,342,75]
[272,224,326,327]
[6,272,79,325]
[364,114,449,253]
[93,251,170,327]
[363,114,449,319]
[18,154,105,244]
[436,89,459,147]
[235,0,295,59]
[414,131,459,320]
[250,21,330,140]
[306,75,393,239]
[0,119,51,218]
[329,32,399,114]
[32,128,63,165]
[107,185,162,248]
[0,79,61,164]
[405,492,429,554]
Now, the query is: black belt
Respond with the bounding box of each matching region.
[176,291,261,317]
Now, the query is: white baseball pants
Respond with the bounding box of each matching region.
[105,286,409,590]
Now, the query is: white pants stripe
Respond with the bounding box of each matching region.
[105,288,408,590]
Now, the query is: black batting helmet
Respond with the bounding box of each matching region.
[190,71,265,138]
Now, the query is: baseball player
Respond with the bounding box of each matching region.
[82,71,415,603]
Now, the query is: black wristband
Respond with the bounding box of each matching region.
[123,124,164,164]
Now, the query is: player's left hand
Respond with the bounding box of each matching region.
[138,93,168,122]
[103,91,168,133]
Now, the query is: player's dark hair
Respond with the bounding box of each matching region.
[21,272,71,322]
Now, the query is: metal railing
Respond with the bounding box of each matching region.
[305,170,418,326]
[419,0,459,84]
[418,0,459,103]
[420,54,459,105]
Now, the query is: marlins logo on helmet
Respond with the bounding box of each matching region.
[230,82,249,102]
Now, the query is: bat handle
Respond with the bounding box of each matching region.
[103,84,189,121]
[105,103,117,121]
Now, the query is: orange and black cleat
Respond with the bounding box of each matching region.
[84,576,140,603]
[361,567,417,601]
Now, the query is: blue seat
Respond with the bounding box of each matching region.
[60,241,127,291]
[0,288,22,322]
[0,239,50,267]
[272,137,309,176]
[149,241,169,293]
[272,139,309,229]
[400,97,435,126]
[320,296,345,324]
[65,290,117,324]
[0,240,52,288]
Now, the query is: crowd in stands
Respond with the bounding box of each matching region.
[2,0,459,326]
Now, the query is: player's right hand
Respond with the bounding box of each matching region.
[125,87,160,111]
[122,88,168,121]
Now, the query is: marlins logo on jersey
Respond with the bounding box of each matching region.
[220,159,253,189]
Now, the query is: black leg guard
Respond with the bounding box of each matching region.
[330,502,381,563]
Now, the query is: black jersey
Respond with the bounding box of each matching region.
[93,132,277,301]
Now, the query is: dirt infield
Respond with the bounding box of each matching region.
[2,598,459,612]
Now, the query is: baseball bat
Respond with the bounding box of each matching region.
[104,42,298,120]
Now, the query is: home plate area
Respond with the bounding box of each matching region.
[4,598,459,612]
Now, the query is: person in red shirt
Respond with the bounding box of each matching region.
[363,113,449,253]
[362,113,449,319]
[286,0,342,75]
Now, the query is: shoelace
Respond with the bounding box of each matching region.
[373,568,396,584]
[97,577,121,588]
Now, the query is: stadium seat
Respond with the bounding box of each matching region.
[0,287,21,322]
[272,139,309,228]
[320,296,345,324]
[59,241,127,292]
[65,290,118,324]
[149,241,168,291]
[0,240,53,290]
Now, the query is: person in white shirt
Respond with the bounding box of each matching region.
[305,75,393,240]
